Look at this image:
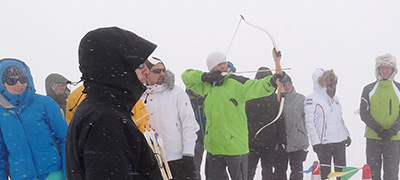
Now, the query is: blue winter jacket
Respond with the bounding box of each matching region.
[0,59,68,180]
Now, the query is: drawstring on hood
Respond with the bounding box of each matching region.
[375,53,397,81]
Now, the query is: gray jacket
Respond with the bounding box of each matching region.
[282,87,309,152]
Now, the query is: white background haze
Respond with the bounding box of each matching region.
[2,1,400,179]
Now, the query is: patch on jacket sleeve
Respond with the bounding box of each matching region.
[305,98,313,105]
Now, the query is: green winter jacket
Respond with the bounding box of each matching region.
[181,69,276,155]
[360,80,400,140]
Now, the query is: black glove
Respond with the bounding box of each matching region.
[201,71,224,86]
[378,129,394,141]
[312,144,323,154]
[270,71,288,88]
[344,136,351,147]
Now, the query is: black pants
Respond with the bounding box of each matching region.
[313,141,346,180]
[169,157,197,180]
[205,152,248,180]
[194,140,205,180]
[287,150,307,180]
[366,139,399,180]
[248,145,276,180]
[274,145,288,180]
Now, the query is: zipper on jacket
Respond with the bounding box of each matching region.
[389,99,392,115]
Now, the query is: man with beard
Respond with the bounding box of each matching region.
[142,56,199,180]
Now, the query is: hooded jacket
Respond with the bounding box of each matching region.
[360,54,400,140]
[304,68,350,146]
[282,87,309,152]
[66,27,162,180]
[142,70,199,161]
[0,59,68,180]
[65,85,150,133]
[181,69,276,155]
[45,73,70,115]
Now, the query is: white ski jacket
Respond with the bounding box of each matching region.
[304,68,350,146]
[142,70,199,161]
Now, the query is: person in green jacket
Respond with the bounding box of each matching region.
[181,49,285,180]
[359,53,400,180]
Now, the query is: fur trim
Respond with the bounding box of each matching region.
[318,69,337,88]
[163,69,175,89]
[375,53,397,80]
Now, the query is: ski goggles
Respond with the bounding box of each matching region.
[150,68,166,74]
[4,75,29,85]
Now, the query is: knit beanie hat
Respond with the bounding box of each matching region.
[375,53,397,80]
[2,65,27,84]
[207,51,227,71]
[145,56,164,70]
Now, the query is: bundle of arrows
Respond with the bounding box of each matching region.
[143,126,173,180]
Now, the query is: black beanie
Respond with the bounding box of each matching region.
[2,65,27,84]
[255,67,272,79]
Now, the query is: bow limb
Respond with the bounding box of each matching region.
[240,15,286,137]
[254,97,285,138]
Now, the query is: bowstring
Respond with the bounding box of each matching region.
[225,16,243,59]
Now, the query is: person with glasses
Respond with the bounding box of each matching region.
[66,27,162,179]
[142,56,199,180]
[359,54,400,180]
[0,59,68,180]
[45,73,71,117]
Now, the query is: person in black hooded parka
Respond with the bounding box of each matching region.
[66,27,163,180]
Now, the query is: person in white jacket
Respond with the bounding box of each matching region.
[304,68,351,180]
[142,56,200,180]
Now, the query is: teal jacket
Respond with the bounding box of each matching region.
[181,70,276,155]
[0,59,68,180]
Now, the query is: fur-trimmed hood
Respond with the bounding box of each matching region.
[145,69,175,94]
[375,53,397,80]
[312,68,338,93]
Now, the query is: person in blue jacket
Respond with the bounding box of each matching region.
[0,58,68,180]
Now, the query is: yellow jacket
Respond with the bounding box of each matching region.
[66,85,149,133]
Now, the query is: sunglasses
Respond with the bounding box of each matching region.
[150,68,166,74]
[138,63,145,69]
[5,76,29,85]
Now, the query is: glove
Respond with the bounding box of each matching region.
[201,71,224,86]
[344,136,351,147]
[270,71,288,88]
[312,144,323,154]
[378,129,393,141]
